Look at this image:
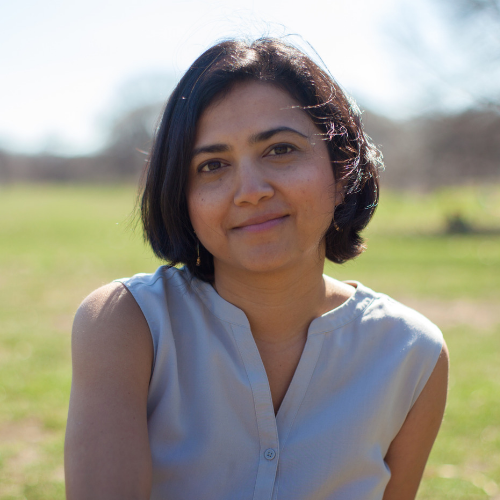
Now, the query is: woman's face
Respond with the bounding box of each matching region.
[187,81,341,277]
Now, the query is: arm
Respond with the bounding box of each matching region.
[65,282,154,500]
[383,341,449,500]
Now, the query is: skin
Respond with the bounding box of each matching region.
[65,283,153,500]
[65,81,449,500]
[187,82,354,412]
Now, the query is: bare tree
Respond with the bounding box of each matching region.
[387,0,500,114]
[99,73,176,177]
[103,103,161,177]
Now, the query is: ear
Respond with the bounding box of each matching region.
[334,178,347,207]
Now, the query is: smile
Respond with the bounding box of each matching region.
[233,214,289,233]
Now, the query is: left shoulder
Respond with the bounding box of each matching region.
[359,285,443,346]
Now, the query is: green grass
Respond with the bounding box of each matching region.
[0,183,499,499]
[417,323,500,499]
[327,184,500,300]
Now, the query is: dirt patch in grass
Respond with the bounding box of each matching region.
[0,419,59,497]
[424,463,500,499]
[399,298,500,331]
[0,419,48,446]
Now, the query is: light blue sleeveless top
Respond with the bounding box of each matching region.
[116,265,443,500]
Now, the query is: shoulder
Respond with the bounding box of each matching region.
[72,281,153,380]
[74,281,149,341]
[115,264,194,291]
[349,285,445,401]
[114,265,200,309]
[358,285,443,346]
[73,266,203,360]
[67,282,154,498]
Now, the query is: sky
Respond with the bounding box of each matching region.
[0,0,482,156]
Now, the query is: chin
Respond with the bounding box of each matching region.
[219,249,307,276]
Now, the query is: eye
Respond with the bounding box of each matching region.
[199,160,226,172]
[267,144,295,156]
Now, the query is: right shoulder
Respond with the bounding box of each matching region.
[75,281,140,323]
[66,282,153,498]
[72,282,153,379]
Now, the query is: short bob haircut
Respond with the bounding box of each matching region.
[141,37,383,282]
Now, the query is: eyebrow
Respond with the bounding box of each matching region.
[249,126,308,144]
[192,126,308,158]
[192,143,230,157]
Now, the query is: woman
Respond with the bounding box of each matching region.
[65,38,448,500]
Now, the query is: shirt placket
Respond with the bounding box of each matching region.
[231,324,280,500]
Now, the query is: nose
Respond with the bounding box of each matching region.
[233,160,274,206]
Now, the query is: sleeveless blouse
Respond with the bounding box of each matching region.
[116,265,443,500]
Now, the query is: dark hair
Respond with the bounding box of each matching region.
[141,37,383,282]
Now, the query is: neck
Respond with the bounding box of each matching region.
[213,258,347,346]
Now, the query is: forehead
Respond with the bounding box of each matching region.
[195,81,317,142]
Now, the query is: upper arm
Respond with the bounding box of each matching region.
[383,341,449,500]
[65,282,154,500]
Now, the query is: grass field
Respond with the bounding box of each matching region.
[0,183,499,499]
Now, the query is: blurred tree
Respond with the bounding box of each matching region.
[438,0,500,110]
[364,107,500,188]
[99,73,176,178]
[106,72,175,118]
[388,0,500,115]
[103,103,161,177]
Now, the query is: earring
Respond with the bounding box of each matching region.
[196,241,201,266]
[333,221,340,232]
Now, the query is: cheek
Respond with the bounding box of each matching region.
[187,184,229,238]
[187,191,209,233]
[296,166,336,216]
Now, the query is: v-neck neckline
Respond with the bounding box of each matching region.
[191,273,375,448]
[192,273,374,335]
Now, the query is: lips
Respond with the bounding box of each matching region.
[233,213,289,232]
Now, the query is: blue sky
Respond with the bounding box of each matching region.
[0,0,479,156]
